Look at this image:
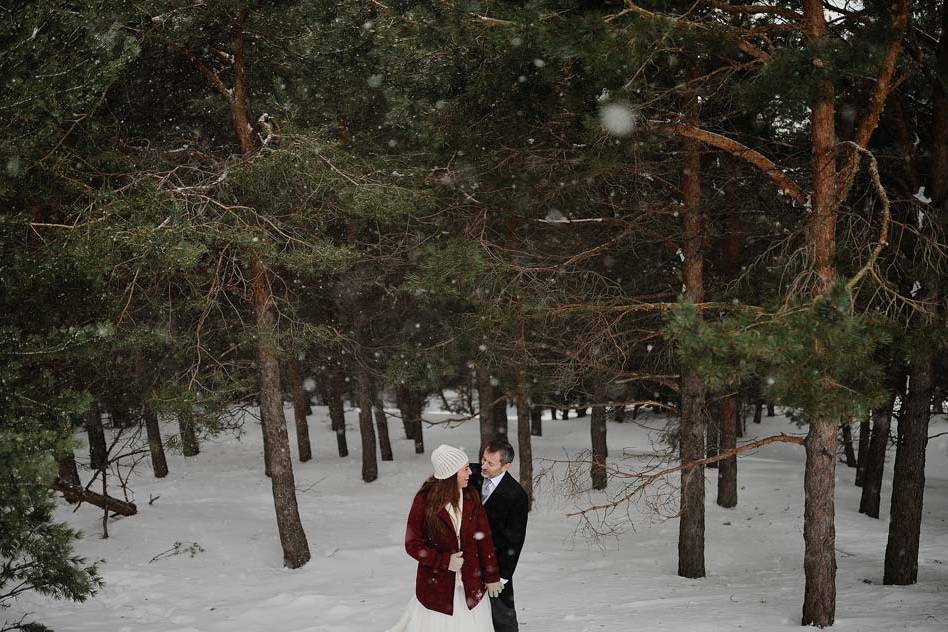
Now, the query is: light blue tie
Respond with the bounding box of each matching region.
[482,477,494,502]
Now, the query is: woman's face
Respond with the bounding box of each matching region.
[456,464,472,489]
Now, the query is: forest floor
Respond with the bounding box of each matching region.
[9,403,948,632]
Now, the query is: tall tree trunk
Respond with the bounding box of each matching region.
[178,410,200,457]
[251,255,310,568]
[883,0,946,586]
[800,0,839,623]
[767,403,775,417]
[493,395,509,440]
[515,369,534,507]
[85,403,107,471]
[143,409,169,479]
[884,355,934,585]
[717,394,737,508]
[590,384,608,490]
[753,399,763,424]
[374,384,393,462]
[855,418,871,486]
[327,374,349,457]
[476,365,496,453]
[840,422,857,468]
[357,370,379,482]
[859,401,893,517]
[530,406,542,437]
[678,92,706,579]
[802,421,838,626]
[286,357,313,463]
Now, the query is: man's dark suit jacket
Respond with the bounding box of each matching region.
[469,464,529,581]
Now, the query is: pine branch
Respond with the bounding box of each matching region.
[835,0,911,207]
[567,433,806,517]
[652,121,807,204]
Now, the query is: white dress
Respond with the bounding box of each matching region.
[385,495,493,632]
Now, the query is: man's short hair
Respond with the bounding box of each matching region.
[484,438,515,465]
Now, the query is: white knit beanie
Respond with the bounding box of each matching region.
[431,444,469,480]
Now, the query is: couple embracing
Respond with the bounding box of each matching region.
[386,439,529,632]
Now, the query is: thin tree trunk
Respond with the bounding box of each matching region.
[717,394,737,508]
[143,409,169,478]
[327,375,349,457]
[178,411,200,457]
[530,406,542,437]
[706,399,720,470]
[735,400,745,438]
[86,403,107,471]
[357,370,379,482]
[286,357,313,463]
[753,399,763,424]
[259,412,272,477]
[477,365,495,453]
[841,422,857,468]
[855,419,871,486]
[493,395,509,440]
[374,384,393,462]
[884,355,934,585]
[395,387,414,440]
[590,384,608,490]
[767,403,775,417]
[678,91,706,579]
[613,405,626,423]
[516,369,534,507]
[802,421,837,626]
[409,390,425,454]
[251,255,310,568]
[859,401,893,517]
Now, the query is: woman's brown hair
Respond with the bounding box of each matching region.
[419,475,474,536]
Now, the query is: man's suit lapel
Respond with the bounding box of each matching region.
[483,471,510,507]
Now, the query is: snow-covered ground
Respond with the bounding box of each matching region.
[10,405,948,631]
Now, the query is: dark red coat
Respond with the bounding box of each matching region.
[404,487,500,615]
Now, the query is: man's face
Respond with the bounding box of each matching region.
[481,450,510,479]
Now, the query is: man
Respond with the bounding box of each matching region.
[469,438,529,632]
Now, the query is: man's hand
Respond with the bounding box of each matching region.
[448,552,464,572]
[486,581,503,598]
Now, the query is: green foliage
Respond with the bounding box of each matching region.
[403,239,489,298]
[668,283,889,424]
[0,1,140,197]
[0,331,102,615]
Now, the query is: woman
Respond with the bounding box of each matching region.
[386,444,503,632]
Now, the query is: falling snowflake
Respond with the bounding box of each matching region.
[599,102,638,137]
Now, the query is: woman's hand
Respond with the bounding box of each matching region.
[448,551,464,572]
[485,581,503,598]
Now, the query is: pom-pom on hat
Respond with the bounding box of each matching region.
[431,444,469,480]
